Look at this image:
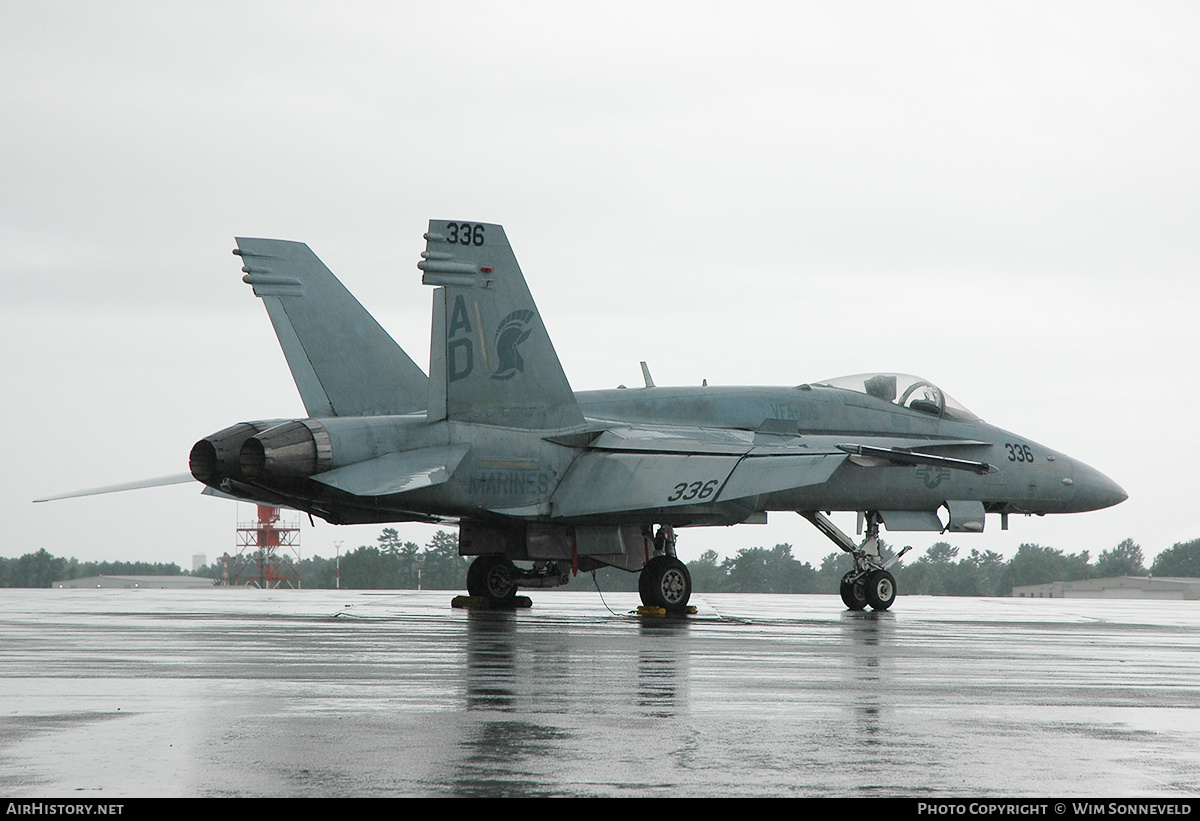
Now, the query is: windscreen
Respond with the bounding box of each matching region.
[810,373,979,421]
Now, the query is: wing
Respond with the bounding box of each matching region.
[547,424,850,518]
[554,450,851,518]
[547,422,994,521]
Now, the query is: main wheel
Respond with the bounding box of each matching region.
[865,569,896,611]
[467,555,518,606]
[639,556,692,611]
[840,571,868,611]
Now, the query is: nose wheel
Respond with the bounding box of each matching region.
[840,568,897,611]
[805,511,905,611]
[864,569,896,610]
[840,571,868,610]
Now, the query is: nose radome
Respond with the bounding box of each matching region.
[1070,460,1128,512]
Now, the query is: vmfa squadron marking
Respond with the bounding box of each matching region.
[39,220,1127,613]
[447,296,534,383]
[446,294,476,382]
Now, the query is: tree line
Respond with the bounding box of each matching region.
[0,529,469,590]
[685,537,1200,597]
[0,551,185,588]
[4,531,1200,593]
[189,528,471,589]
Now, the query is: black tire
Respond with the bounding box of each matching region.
[840,571,868,611]
[467,556,518,606]
[865,569,896,611]
[639,556,692,611]
[637,562,653,602]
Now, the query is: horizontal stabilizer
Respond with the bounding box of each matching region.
[311,445,470,497]
[34,473,195,503]
[201,486,248,502]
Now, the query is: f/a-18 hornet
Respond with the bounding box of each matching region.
[46,221,1128,611]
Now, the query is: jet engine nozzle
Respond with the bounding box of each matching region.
[189,421,282,485]
[240,420,332,483]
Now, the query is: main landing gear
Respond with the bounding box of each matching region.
[466,555,519,607]
[804,511,908,611]
[462,524,693,613]
[639,525,693,613]
[465,556,570,608]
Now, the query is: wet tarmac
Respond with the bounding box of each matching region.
[1,588,1198,797]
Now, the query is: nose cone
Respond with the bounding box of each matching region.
[1069,460,1128,512]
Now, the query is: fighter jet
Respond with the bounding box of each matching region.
[43,221,1127,611]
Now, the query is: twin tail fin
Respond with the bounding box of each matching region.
[236,238,428,418]
[419,221,583,430]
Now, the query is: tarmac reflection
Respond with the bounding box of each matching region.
[1,590,1198,797]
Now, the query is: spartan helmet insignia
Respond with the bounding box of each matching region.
[492,309,535,381]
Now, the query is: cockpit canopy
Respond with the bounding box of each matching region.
[809,373,979,421]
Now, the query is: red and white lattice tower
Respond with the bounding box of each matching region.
[229,504,302,588]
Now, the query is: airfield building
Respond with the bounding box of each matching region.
[53,575,217,590]
[1012,576,1200,600]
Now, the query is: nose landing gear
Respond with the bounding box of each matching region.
[806,511,906,611]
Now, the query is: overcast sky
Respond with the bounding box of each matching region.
[4,1,1197,572]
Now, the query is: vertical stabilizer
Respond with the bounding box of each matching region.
[419,221,584,429]
[236,238,429,417]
